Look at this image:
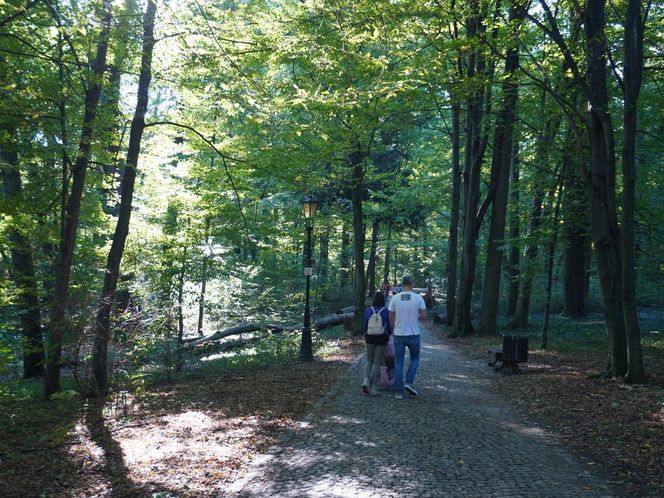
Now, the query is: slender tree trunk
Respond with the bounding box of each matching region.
[507,139,520,316]
[339,222,350,289]
[365,220,379,297]
[197,218,210,336]
[318,229,329,288]
[177,247,187,344]
[350,145,366,335]
[45,1,113,397]
[1,136,45,378]
[446,103,461,326]
[585,0,627,377]
[621,0,646,383]
[541,161,566,349]
[382,221,392,283]
[453,0,487,337]
[511,111,561,329]
[90,0,156,395]
[478,0,526,335]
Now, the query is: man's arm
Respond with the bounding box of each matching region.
[418,296,427,320]
[389,310,396,330]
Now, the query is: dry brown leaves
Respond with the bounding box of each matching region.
[0,335,363,498]
[442,331,664,498]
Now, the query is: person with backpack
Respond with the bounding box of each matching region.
[388,275,427,399]
[362,291,392,396]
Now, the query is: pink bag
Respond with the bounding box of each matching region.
[380,365,395,387]
[385,336,395,360]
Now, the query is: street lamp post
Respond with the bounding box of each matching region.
[300,195,318,361]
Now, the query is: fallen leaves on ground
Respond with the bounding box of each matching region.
[439,329,664,498]
[0,335,363,498]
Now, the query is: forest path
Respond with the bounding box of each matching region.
[230,321,615,498]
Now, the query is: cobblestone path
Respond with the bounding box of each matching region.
[230,322,614,498]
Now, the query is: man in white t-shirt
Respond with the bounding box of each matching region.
[388,275,427,399]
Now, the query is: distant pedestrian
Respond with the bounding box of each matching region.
[362,291,392,396]
[380,279,391,298]
[388,275,427,399]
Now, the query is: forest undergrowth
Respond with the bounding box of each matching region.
[0,326,363,498]
[438,311,664,498]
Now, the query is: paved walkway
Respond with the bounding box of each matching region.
[230,322,614,498]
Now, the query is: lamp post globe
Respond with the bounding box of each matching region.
[299,195,317,361]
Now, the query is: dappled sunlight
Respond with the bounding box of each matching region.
[201,348,258,361]
[327,415,366,425]
[500,420,550,439]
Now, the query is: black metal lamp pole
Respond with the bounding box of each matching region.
[300,195,318,362]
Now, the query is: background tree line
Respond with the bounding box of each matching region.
[1,0,663,397]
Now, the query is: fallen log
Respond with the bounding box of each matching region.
[182,312,355,348]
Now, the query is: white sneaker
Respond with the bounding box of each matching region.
[394,392,404,399]
[404,384,418,396]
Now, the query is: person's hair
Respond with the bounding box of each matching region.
[402,275,414,287]
[372,291,386,307]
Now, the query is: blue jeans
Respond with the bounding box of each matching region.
[394,334,420,393]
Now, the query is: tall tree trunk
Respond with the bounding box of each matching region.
[621,0,647,383]
[91,0,156,395]
[585,0,627,377]
[478,0,526,335]
[507,139,520,316]
[339,222,350,288]
[511,111,561,329]
[452,0,487,337]
[541,160,566,349]
[1,135,45,378]
[350,145,366,335]
[197,218,210,336]
[177,247,187,345]
[563,150,589,318]
[318,229,329,288]
[446,103,461,326]
[45,1,113,397]
[382,221,392,283]
[365,220,379,297]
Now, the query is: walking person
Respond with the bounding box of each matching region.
[388,275,427,399]
[362,291,392,396]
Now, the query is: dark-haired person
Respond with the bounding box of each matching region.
[362,291,392,396]
[388,275,427,399]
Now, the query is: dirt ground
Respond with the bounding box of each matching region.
[0,335,364,498]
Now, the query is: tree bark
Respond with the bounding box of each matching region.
[382,221,392,283]
[1,135,45,378]
[478,0,526,335]
[183,312,356,348]
[350,145,366,335]
[541,161,566,349]
[506,139,520,316]
[45,1,113,397]
[563,150,589,318]
[452,0,487,337]
[585,0,627,377]
[365,220,379,297]
[197,218,211,337]
[510,110,561,329]
[339,222,350,288]
[446,102,461,326]
[90,0,156,395]
[621,0,646,383]
[318,229,329,287]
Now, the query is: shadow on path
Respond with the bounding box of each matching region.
[231,321,616,498]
